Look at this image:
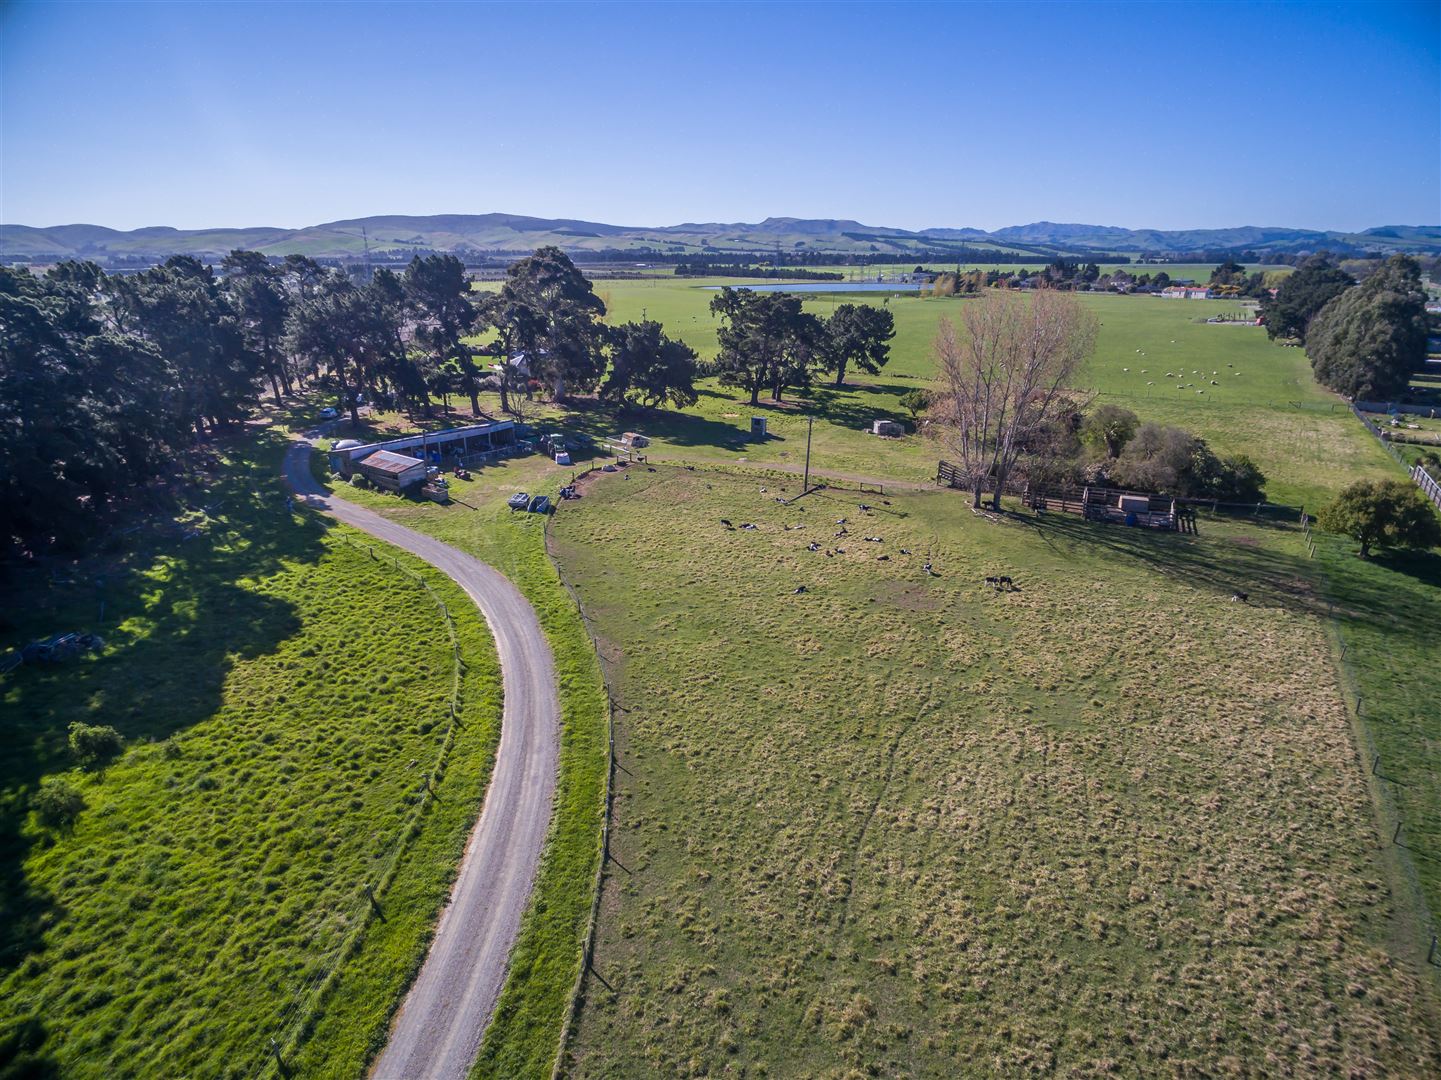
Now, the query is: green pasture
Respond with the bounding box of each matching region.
[551,465,1440,1076]
[781,261,1291,281]
[462,285,1395,507]
[0,433,503,1079]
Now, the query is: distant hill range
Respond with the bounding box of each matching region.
[3,213,1438,264]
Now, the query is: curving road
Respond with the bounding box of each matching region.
[283,438,560,1080]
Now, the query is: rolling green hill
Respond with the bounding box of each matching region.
[2,213,1437,263]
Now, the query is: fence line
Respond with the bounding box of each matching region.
[1413,463,1441,513]
[1299,510,1316,558]
[1309,530,1438,974]
[1292,407,1438,965]
[545,512,616,1080]
[266,511,469,1076]
[1349,402,1413,469]
[1347,401,1441,522]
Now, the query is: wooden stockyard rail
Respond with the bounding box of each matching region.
[936,461,1178,530]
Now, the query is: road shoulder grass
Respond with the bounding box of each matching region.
[311,446,609,1078]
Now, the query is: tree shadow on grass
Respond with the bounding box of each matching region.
[802,381,915,433]
[1367,547,1441,591]
[1024,512,1420,637]
[0,429,322,1005]
[546,396,758,451]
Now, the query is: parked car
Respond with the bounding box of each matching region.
[318,406,339,419]
[508,492,532,510]
[528,495,552,514]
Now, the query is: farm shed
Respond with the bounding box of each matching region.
[871,419,905,437]
[620,432,650,448]
[329,420,517,476]
[356,450,428,491]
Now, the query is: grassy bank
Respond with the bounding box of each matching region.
[0,432,503,1079]
[551,464,1440,1076]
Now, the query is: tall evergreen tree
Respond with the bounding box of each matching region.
[1306,255,1429,400]
[491,247,606,401]
[600,320,699,409]
[1260,253,1353,341]
[710,288,823,405]
[221,250,291,401]
[402,255,482,414]
[823,303,895,387]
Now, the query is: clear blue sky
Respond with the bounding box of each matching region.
[2,1,1437,233]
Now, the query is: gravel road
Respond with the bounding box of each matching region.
[283,439,560,1080]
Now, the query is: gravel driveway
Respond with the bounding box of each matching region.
[283,439,560,1080]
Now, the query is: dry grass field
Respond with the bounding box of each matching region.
[551,465,1440,1077]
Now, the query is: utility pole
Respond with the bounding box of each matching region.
[802,415,813,495]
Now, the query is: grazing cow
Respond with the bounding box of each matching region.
[899,548,911,555]
[1231,591,1248,602]
[794,585,807,594]
[719,519,733,528]
[807,542,820,552]
[877,554,890,561]
[998,576,1013,590]
[985,576,1000,589]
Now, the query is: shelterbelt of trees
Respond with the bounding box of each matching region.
[0,247,899,559]
[1258,254,1434,400]
[0,248,676,557]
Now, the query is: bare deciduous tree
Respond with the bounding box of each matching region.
[930,289,1098,510]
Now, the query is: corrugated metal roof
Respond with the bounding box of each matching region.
[359,449,426,475]
[337,420,516,459]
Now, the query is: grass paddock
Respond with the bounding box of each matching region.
[551,464,1441,1076]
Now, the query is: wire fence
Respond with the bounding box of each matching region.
[1299,510,1316,558]
[543,509,617,1080]
[264,515,469,1077]
[1309,530,1439,972]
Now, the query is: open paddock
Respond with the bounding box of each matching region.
[551,465,1441,1077]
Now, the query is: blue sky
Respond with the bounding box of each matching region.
[2,1,1437,232]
